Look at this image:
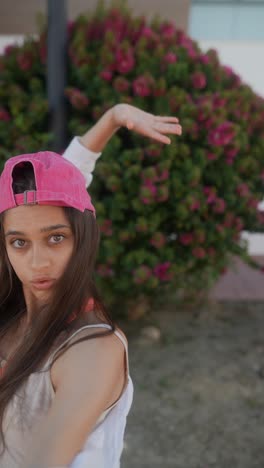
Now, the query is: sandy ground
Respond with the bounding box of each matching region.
[119,301,264,468]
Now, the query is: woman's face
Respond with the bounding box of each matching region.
[3,204,74,310]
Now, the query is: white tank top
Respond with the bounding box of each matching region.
[1,323,134,468]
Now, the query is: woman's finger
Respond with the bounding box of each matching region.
[153,122,182,135]
[141,129,172,144]
[154,116,179,123]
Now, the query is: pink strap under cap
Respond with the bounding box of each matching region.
[15,190,37,205]
[13,190,96,215]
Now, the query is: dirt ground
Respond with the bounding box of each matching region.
[119,300,264,468]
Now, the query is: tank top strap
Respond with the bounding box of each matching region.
[48,324,130,375]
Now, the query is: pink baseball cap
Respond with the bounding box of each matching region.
[0,151,96,215]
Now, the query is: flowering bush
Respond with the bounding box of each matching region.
[1,2,264,315]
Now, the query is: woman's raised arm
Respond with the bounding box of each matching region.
[62,103,182,187]
[78,103,182,151]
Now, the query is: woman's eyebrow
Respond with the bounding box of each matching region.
[5,224,71,237]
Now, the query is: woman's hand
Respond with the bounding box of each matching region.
[112,103,182,145]
[77,103,182,153]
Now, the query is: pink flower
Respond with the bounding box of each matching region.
[236,183,250,198]
[141,26,155,39]
[213,95,227,108]
[192,247,206,259]
[203,186,217,204]
[100,70,113,81]
[177,31,192,48]
[102,9,127,42]
[208,122,236,147]
[204,117,214,130]
[141,167,158,184]
[39,43,47,64]
[191,71,207,90]
[157,169,169,182]
[234,217,244,232]
[96,264,114,277]
[186,46,197,59]
[87,21,105,41]
[225,147,239,159]
[223,65,234,77]
[164,52,177,64]
[160,23,176,40]
[213,198,226,214]
[145,147,162,158]
[143,182,157,196]
[133,265,152,284]
[140,184,157,204]
[153,261,172,281]
[207,152,218,161]
[199,54,210,65]
[113,77,130,93]
[150,232,166,249]
[223,213,235,228]
[115,48,135,74]
[133,75,153,97]
[4,44,16,56]
[17,52,33,71]
[190,200,201,211]
[179,233,194,246]
[0,108,10,122]
[65,88,89,110]
[247,198,259,210]
[223,66,241,85]
[141,198,151,205]
[153,85,166,97]
[197,110,208,122]
[182,39,199,58]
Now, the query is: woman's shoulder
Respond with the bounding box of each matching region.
[50,322,128,392]
[65,322,128,347]
[66,309,128,346]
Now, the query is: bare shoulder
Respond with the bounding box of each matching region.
[51,323,128,398]
[59,322,127,351]
[64,323,128,347]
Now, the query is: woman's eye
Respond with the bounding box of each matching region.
[12,239,25,248]
[51,234,64,244]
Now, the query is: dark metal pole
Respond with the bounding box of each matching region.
[47,0,67,152]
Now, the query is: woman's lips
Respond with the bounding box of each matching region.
[31,280,55,290]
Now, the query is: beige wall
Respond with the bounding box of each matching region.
[0,0,190,34]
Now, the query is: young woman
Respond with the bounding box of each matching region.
[0,103,182,468]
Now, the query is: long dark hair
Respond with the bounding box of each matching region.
[0,161,116,454]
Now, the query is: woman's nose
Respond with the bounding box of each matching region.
[30,245,51,270]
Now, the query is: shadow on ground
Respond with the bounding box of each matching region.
[119,301,264,468]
